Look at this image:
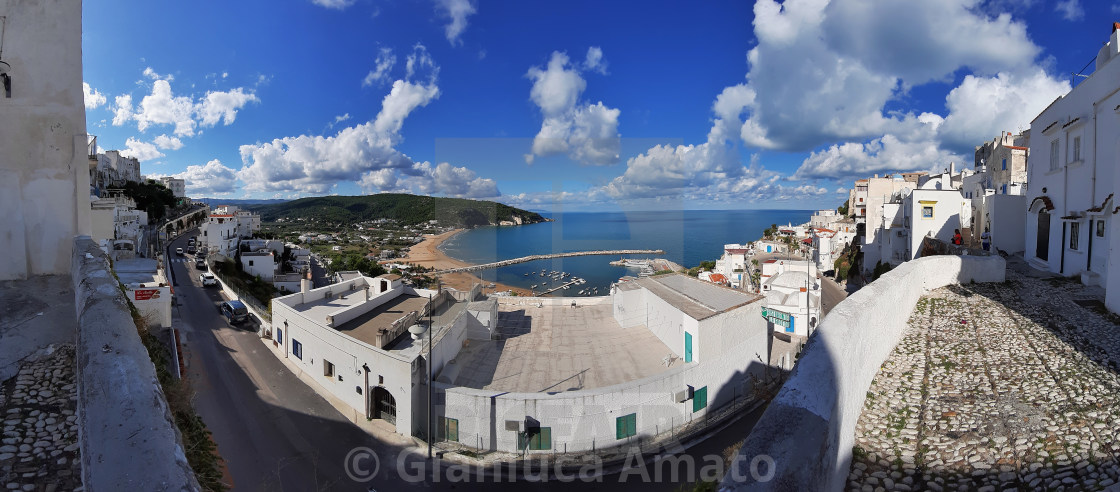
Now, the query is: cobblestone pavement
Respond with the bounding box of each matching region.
[0,346,81,492]
[849,270,1120,491]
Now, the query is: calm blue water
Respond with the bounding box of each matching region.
[438,210,812,296]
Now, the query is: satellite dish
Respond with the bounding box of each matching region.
[408,324,427,340]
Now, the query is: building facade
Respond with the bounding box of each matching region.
[1025,23,1120,302]
[159,176,186,198]
[0,0,91,280]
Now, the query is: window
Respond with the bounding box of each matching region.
[518,427,551,451]
[293,339,303,360]
[1001,158,1006,170]
[438,417,459,442]
[323,360,335,378]
[693,387,708,413]
[922,206,934,219]
[1097,220,1106,238]
[1050,140,1059,171]
[248,260,254,266]
[276,327,283,345]
[1072,137,1081,162]
[616,413,637,439]
[1070,222,1080,251]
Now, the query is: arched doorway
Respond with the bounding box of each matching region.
[372,387,396,425]
[1036,209,1050,261]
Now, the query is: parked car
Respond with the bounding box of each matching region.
[199,272,217,286]
[220,300,249,324]
[195,258,206,269]
[187,246,196,255]
[175,247,184,256]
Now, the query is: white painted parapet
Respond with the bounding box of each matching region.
[71,237,199,490]
[719,255,1006,491]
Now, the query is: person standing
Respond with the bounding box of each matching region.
[981,227,991,252]
[952,229,963,246]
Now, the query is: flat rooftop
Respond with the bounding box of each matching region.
[438,303,682,393]
[290,288,430,349]
[630,274,761,320]
[335,295,430,347]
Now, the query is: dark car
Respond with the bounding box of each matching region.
[195,258,206,269]
[220,300,249,324]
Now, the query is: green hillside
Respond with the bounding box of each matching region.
[247,194,547,228]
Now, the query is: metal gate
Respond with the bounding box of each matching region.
[373,387,396,425]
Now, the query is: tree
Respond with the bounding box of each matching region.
[837,199,849,216]
[699,260,716,271]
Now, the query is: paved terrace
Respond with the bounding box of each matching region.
[0,276,81,491]
[441,304,682,392]
[849,269,1120,492]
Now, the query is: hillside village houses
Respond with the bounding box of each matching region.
[711,243,750,288]
[759,259,821,337]
[159,176,186,199]
[88,149,141,195]
[200,204,262,257]
[1026,22,1120,313]
[964,130,1029,255]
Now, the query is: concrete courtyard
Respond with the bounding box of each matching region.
[849,268,1120,492]
[438,303,682,392]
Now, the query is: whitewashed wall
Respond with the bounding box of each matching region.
[438,299,768,454]
[0,0,90,280]
[721,255,1006,491]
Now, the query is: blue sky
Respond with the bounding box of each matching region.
[82,0,1118,212]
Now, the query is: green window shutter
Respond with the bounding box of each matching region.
[693,387,708,412]
[616,414,637,439]
[540,427,551,450]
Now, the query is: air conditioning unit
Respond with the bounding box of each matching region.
[673,389,691,403]
[505,420,526,432]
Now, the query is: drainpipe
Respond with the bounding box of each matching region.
[362,363,371,419]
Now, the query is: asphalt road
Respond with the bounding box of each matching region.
[166,231,767,491]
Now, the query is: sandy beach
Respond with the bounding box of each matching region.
[392,229,533,296]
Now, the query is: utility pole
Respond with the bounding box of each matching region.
[427,292,434,460]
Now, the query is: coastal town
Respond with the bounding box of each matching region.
[3,1,1120,491]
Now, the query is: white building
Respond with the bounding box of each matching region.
[159,176,186,198]
[1025,23,1120,308]
[713,244,749,288]
[115,258,171,328]
[269,275,449,437]
[201,205,261,257]
[89,150,141,194]
[761,271,821,338]
[241,250,277,282]
[903,184,971,260]
[0,0,91,280]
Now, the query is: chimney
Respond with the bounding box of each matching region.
[301,278,311,295]
[949,162,955,175]
[365,285,371,301]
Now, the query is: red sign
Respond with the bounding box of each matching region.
[134,289,161,301]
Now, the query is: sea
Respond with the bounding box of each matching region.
[438,209,813,296]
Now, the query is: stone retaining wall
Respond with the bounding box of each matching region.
[71,237,199,490]
[719,255,1006,491]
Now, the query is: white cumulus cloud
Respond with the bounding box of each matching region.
[363,47,397,87]
[196,88,259,127]
[112,95,133,126]
[153,134,184,151]
[435,0,476,46]
[525,51,621,165]
[237,46,490,198]
[83,83,107,109]
[120,137,165,161]
[177,159,239,196]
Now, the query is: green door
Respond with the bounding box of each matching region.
[684,332,693,363]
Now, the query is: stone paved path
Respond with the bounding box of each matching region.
[849,270,1120,491]
[0,346,81,492]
